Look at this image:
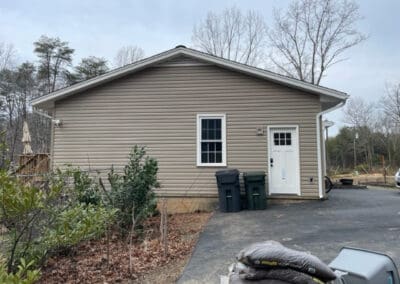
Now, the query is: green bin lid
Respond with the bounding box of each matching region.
[243,171,265,177]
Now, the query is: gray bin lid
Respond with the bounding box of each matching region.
[329,247,400,282]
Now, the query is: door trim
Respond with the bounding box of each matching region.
[267,125,301,196]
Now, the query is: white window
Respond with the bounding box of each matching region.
[196,114,226,167]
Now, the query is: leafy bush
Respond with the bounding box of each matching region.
[0,258,40,284]
[0,146,159,276]
[105,146,159,233]
[0,169,115,273]
[43,203,116,252]
[71,168,101,205]
[52,166,101,205]
[0,171,45,271]
[0,171,44,225]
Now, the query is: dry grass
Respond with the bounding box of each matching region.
[332,173,396,187]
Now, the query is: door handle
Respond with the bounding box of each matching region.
[270,158,274,167]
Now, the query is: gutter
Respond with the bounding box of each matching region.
[316,101,346,198]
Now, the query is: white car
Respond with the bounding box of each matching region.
[395,169,400,188]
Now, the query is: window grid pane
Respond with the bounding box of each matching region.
[274,132,292,146]
[201,142,222,164]
[200,117,223,164]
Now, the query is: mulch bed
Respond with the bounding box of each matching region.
[39,212,212,283]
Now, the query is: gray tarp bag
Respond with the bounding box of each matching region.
[236,241,336,282]
[231,262,325,284]
[229,272,292,284]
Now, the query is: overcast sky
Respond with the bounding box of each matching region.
[1,0,399,135]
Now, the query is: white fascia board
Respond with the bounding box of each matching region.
[31,48,182,107]
[179,49,349,101]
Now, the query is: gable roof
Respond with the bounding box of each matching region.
[31,46,348,109]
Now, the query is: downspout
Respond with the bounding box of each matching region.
[316,101,346,199]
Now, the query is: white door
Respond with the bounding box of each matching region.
[268,127,300,195]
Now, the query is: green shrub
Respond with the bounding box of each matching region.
[0,171,44,226]
[0,258,40,284]
[52,166,101,206]
[43,203,116,252]
[105,146,159,233]
[0,146,158,274]
[0,171,45,271]
[0,169,115,273]
[71,168,101,205]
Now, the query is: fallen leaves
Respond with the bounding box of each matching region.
[39,212,211,283]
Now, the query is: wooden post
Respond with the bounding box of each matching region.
[128,203,136,275]
[160,198,168,258]
[382,155,387,184]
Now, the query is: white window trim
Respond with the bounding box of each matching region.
[196,114,227,167]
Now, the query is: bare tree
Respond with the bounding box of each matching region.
[0,42,16,131]
[343,96,375,128]
[267,0,366,85]
[192,6,267,66]
[372,111,399,167]
[0,42,16,72]
[0,68,19,161]
[380,83,400,167]
[381,83,400,124]
[114,45,144,68]
[343,96,376,170]
[0,62,39,162]
[15,62,37,120]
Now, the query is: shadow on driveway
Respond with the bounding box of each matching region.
[178,188,400,284]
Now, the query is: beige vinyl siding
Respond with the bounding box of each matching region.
[53,58,321,197]
[157,55,207,66]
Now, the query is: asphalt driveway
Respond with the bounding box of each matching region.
[178,188,400,283]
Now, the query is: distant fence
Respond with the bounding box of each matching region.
[332,175,395,187]
[15,153,50,184]
[13,160,122,189]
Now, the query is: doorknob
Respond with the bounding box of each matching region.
[270,158,274,167]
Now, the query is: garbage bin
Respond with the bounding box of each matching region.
[243,171,267,210]
[215,169,241,212]
[329,247,400,284]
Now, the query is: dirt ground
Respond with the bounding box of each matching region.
[39,212,212,284]
[135,258,188,284]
